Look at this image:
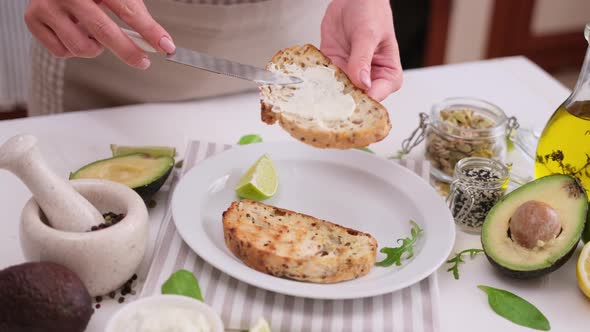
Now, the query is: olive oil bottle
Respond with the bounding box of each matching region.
[535,23,590,196]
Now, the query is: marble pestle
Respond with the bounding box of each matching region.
[0,134,103,232]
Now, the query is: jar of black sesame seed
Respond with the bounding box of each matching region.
[446,157,510,233]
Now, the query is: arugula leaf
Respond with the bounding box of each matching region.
[478,285,550,331]
[238,134,263,145]
[161,269,203,301]
[388,150,405,160]
[376,220,423,267]
[356,147,375,154]
[446,248,484,280]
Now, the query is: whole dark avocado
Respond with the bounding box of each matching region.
[0,262,93,332]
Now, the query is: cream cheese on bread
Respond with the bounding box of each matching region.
[259,44,391,149]
[265,64,355,122]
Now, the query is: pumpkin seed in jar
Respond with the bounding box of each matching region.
[425,108,502,177]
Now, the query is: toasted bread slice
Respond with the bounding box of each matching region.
[222,200,378,283]
[259,44,391,149]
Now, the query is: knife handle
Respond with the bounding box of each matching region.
[121,27,158,53]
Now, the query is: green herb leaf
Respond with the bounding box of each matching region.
[238,134,263,145]
[478,285,550,331]
[388,150,405,160]
[446,248,484,280]
[161,269,203,301]
[505,135,515,152]
[376,220,423,267]
[356,147,375,154]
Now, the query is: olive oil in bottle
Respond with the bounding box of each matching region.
[535,101,590,190]
[535,23,590,195]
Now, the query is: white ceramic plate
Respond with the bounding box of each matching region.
[171,142,455,300]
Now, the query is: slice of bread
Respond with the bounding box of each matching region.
[222,199,378,283]
[259,44,391,149]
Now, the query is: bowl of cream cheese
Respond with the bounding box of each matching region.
[105,294,224,332]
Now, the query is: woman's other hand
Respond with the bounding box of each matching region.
[24,0,176,69]
[321,0,403,101]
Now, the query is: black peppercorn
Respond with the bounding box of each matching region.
[87,212,126,232]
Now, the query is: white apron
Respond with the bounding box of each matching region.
[28,0,330,116]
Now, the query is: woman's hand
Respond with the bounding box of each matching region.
[24,0,175,69]
[320,0,402,101]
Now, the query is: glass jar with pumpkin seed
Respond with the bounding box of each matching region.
[400,97,519,183]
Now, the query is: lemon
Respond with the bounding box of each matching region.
[235,154,278,201]
[249,318,272,332]
[576,241,590,299]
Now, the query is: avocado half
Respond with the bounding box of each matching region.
[70,153,174,201]
[481,174,589,279]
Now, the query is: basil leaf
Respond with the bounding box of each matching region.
[478,285,550,331]
[161,269,203,301]
[238,134,263,145]
[356,147,375,154]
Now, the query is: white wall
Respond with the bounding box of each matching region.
[444,0,589,64]
[444,0,493,64]
[531,0,590,35]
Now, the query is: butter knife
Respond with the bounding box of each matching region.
[122,28,302,85]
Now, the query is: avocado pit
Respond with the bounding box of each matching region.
[509,200,561,249]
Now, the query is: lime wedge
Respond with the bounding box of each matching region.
[249,318,272,332]
[237,134,263,145]
[235,154,278,201]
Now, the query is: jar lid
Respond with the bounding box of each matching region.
[430,97,508,138]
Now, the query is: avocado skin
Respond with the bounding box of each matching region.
[583,209,590,244]
[0,262,93,332]
[482,239,578,279]
[134,165,172,202]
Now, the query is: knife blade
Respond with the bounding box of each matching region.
[122,28,302,85]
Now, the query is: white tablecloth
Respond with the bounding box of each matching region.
[1,56,585,331]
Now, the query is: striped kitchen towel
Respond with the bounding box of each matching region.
[141,140,441,332]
